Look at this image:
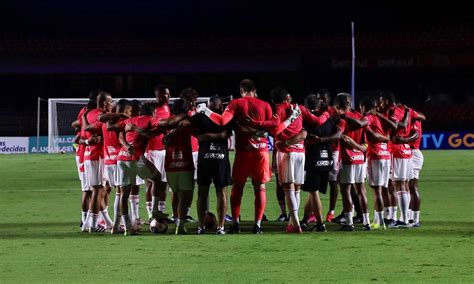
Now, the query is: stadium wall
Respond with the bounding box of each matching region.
[1,132,473,154]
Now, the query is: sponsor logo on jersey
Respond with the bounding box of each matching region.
[289,143,304,150]
[169,161,189,168]
[320,150,329,158]
[351,154,365,161]
[209,143,221,151]
[249,142,267,149]
[316,160,331,166]
[118,150,131,157]
[204,153,225,159]
[172,151,183,160]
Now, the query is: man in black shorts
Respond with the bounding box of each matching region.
[189,96,233,234]
[301,95,342,232]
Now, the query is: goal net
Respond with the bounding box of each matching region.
[47,97,211,153]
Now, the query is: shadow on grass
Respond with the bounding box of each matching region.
[0,221,473,240]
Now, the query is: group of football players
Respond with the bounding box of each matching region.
[72,79,425,236]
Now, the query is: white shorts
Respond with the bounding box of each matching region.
[391,158,412,181]
[146,150,167,182]
[328,151,340,182]
[368,159,390,188]
[340,164,366,184]
[104,164,118,187]
[136,176,145,186]
[84,159,104,187]
[411,149,424,180]
[117,156,157,186]
[276,151,305,185]
[192,151,198,180]
[75,156,82,181]
[75,156,89,191]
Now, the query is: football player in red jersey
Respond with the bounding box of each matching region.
[105,102,172,235]
[377,92,420,228]
[195,79,273,234]
[248,87,330,233]
[71,90,99,229]
[161,99,197,234]
[409,113,425,227]
[344,98,393,229]
[334,93,370,231]
[145,84,172,223]
[81,92,113,233]
[84,99,133,233]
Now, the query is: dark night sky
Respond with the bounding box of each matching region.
[2,1,473,39]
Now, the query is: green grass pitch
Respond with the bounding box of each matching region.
[0,150,473,283]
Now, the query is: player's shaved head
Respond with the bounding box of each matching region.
[172,99,189,115]
[116,99,132,117]
[270,86,289,104]
[180,88,198,109]
[131,100,142,117]
[155,84,170,104]
[139,102,155,116]
[381,91,396,104]
[379,91,396,111]
[334,93,351,109]
[317,88,331,103]
[304,94,321,112]
[240,79,256,97]
[209,95,224,113]
[97,91,112,110]
[116,99,132,112]
[359,97,377,115]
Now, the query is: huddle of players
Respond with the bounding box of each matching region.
[72,79,425,236]
[288,89,426,232]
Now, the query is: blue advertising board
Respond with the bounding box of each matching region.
[28,136,76,153]
[420,132,473,150]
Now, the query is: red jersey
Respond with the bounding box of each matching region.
[389,105,418,159]
[224,97,273,152]
[364,114,391,160]
[101,122,122,165]
[117,116,154,161]
[328,106,338,116]
[165,126,194,172]
[188,110,199,152]
[339,110,365,165]
[147,103,171,152]
[76,107,87,160]
[410,120,422,150]
[259,102,304,153]
[84,108,105,161]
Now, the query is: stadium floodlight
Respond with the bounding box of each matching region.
[47,97,211,153]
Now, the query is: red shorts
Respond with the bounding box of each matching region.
[232,151,271,184]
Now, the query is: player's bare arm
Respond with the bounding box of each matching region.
[344,115,369,130]
[118,130,135,155]
[98,112,129,122]
[397,106,411,129]
[376,112,397,131]
[308,128,342,144]
[301,105,330,126]
[392,129,419,144]
[365,127,390,142]
[341,134,367,152]
[195,103,234,126]
[276,129,308,148]
[197,129,230,142]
